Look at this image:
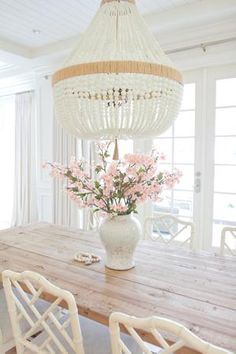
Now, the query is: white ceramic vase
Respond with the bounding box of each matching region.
[98,214,142,270]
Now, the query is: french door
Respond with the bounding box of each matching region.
[208,68,236,249]
[107,64,236,250]
[147,65,236,250]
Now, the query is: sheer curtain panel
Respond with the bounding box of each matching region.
[12,91,38,226]
[53,119,94,229]
[0,95,15,229]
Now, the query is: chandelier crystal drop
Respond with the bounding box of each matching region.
[52,0,183,140]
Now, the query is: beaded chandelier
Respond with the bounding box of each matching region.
[52,0,183,140]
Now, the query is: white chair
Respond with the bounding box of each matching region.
[0,287,16,353]
[0,285,56,353]
[144,214,195,249]
[109,312,232,354]
[220,226,236,256]
[2,270,139,354]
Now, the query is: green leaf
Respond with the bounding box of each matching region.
[93,208,100,213]
[94,181,100,189]
[95,166,102,173]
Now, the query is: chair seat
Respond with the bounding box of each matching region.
[32,314,142,354]
[80,316,142,354]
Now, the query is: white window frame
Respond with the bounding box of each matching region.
[203,64,236,249]
[135,63,236,250]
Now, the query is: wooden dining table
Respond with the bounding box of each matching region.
[0,222,235,353]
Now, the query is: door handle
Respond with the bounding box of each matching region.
[194,177,201,193]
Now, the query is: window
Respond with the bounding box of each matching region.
[0,95,15,229]
[153,84,196,219]
[212,78,236,247]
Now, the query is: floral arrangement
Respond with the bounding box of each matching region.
[45,142,181,217]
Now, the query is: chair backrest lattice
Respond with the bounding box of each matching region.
[109,312,232,354]
[2,270,85,354]
[220,227,236,256]
[144,214,195,249]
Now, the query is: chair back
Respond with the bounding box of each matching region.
[2,270,85,354]
[220,227,236,256]
[109,312,232,354]
[144,213,195,249]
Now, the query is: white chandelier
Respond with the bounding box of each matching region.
[52,0,183,140]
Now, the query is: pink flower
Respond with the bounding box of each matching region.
[111,204,129,214]
[107,161,119,176]
[45,145,182,217]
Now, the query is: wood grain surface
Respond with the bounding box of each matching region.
[0,223,235,353]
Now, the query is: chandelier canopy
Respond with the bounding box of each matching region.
[52,0,183,140]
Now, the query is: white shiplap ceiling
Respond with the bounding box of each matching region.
[0,0,235,78]
[0,0,201,48]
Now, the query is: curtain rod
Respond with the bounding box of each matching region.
[166,36,236,54]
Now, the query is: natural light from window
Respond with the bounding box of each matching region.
[153,83,196,220]
[213,78,236,247]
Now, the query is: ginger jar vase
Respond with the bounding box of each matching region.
[98,214,142,270]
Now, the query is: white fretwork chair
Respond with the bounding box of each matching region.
[144,214,195,249]
[0,284,56,354]
[0,287,17,353]
[109,312,232,354]
[2,270,139,354]
[220,227,236,256]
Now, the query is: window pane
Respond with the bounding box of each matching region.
[174,111,195,137]
[174,138,194,163]
[216,78,236,107]
[158,126,173,138]
[153,190,173,214]
[215,137,236,165]
[213,193,236,222]
[0,96,15,229]
[173,164,194,191]
[181,83,195,110]
[214,166,236,193]
[154,138,172,163]
[158,163,172,171]
[215,108,236,136]
[153,83,195,227]
[173,191,193,217]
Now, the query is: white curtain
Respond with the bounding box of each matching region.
[0,95,15,229]
[53,118,95,229]
[12,91,38,226]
